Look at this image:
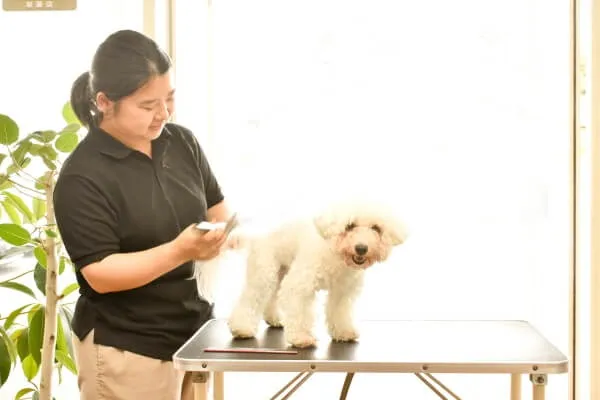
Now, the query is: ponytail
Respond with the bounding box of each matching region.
[70,71,96,128]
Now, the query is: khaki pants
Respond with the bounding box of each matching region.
[73,330,195,400]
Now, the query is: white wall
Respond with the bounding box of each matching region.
[175,0,572,399]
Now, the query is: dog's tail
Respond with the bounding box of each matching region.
[192,230,254,303]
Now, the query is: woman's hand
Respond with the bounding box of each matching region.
[173,223,227,261]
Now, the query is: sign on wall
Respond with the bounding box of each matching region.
[2,0,76,11]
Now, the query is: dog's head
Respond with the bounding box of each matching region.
[313,201,408,269]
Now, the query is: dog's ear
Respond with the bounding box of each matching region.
[313,213,337,239]
[386,218,409,246]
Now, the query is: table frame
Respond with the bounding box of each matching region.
[174,319,568,400]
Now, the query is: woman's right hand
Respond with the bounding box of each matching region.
[172,223,227,262]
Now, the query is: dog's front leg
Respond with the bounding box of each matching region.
[228,249,281,338]
[277,268,318,348]
[325,278,363,342]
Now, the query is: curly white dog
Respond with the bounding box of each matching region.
[226,201,409,348]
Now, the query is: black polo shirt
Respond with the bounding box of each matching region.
[53,123,223,361]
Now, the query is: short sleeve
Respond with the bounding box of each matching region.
[195,144,225,209]
[53,174,120,270]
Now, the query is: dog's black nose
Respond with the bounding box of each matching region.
[355,244,368,255]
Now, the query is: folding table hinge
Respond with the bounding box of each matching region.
[530,373,548,386]
[192,371,210,383]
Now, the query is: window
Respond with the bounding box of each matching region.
[175,1,572,398]
[0,2,145,398]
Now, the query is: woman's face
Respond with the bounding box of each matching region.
[97,71,175,148]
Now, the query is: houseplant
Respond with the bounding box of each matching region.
[0,102,81,400]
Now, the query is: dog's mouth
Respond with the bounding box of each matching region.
[352,255,367,265]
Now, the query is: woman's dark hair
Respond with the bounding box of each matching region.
[70,30,172,128]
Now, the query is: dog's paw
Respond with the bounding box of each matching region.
[263,311,283,328]
[264,317,283,328]
[227,319,258,339]
[330,327,360,342]
[286,332,317,348]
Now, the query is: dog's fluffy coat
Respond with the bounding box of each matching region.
[223,201,408,348]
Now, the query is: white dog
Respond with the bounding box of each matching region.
[225,201,408,348]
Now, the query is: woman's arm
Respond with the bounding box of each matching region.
[207,200,230,222]
[81,226,223,294]
[54,174,225,294]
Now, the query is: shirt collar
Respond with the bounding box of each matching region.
[91,125,172,160]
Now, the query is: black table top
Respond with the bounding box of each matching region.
[173,319,568,374]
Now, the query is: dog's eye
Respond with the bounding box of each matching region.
[371,224,382,234]
[345,223,356,231]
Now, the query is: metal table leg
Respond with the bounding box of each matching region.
[269,371,314,400]
[339,373,355,400]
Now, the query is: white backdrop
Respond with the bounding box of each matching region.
[175,0,572,398]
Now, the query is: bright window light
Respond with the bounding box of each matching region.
[175,1,572,399]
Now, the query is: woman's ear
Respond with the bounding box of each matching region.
[95,92,113,115]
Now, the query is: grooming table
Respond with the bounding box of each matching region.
[172,319,568,400]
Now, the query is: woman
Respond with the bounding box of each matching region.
[53,29,230,400]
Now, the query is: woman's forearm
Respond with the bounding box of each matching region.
[81,240,188,294]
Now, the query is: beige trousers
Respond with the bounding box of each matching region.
[73,330,195,400]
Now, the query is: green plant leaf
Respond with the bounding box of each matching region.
[59,123,80,135]
[28,307,44,365]
[45,229,57,238]
[33,263,45,296]
[21,354,38,381]
[31,130,57,144]
[60,305,73,324]
[62,102,80,125]
[28,143,42,156]
[0,223,31,245]
[3,303,34,330]
[55,314,68,353]
[0,181,12,191]
[33,247,46,269]
[0,282,36,299]
[42,158,57,171]
[16,328,29,361]
[14,387,35,399]
[54,349,77,375]
[0,154,6,167]
[32,197,45,222]
[0,114,19,145]
[55,131,79,153]
[3,193,33,223]
[34,172,52,191]
[57,308,74,361]
[58,257,66,275]
[0,324,17,365]
[61,282,79,298]
[0,334,11,387]
[1,201,21,224]
[6,159,31,175]
[26,305,40,325]
[39,145,57,161]
[12,141,32,166]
